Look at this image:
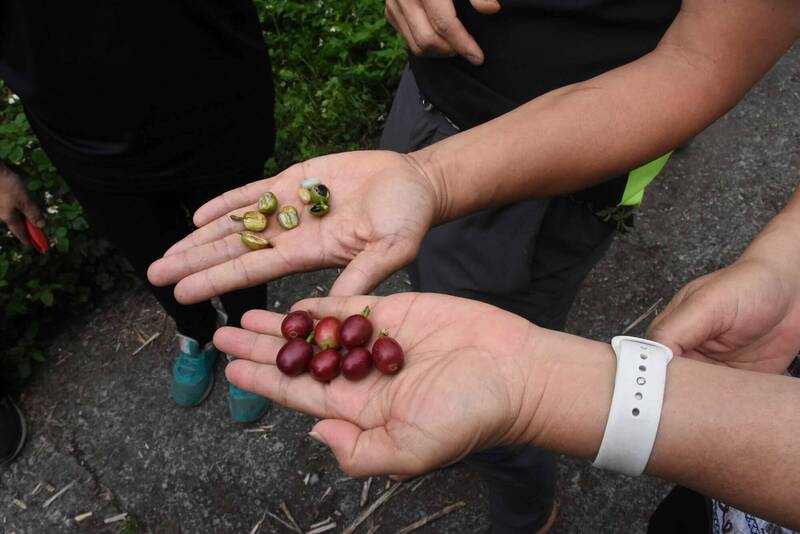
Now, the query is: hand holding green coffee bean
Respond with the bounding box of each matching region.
[147,151,440,301]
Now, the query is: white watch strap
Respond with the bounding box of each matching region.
[592,336,673,476]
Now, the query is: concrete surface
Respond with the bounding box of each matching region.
[1,43,798,534]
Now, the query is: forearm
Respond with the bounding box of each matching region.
[410,1,799,223]
[528,330,800,529]
[740,185,800,264]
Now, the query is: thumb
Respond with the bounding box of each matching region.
[20,195,45,228]
[469,0,501,15]
[329,243,416,297]
[310,420,418,478]
[647,292,722,358]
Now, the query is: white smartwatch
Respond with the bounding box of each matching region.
[592,336,673,476]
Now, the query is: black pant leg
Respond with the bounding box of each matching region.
[649,486,711,534]
[67,181,217,345]
[180,172,267,328]
[381,66,558,533]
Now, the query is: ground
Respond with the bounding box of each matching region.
[2,44,799,534]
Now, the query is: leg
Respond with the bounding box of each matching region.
[648,486,711,534]
[67,182,218,345]
[182,176,267,328]
[382,67,569,533]
[181,173,270,422]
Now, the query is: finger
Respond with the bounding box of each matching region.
[647,292,724,357]
[312,419,424,477]
[240,309,285,336]
[151,218,302,287]
[214,326,284,364]
[291,296,383,320]
[386,0,427,56]
[193,164,306,227]
[5,212,31,246]
[164,211,255,257]
[329,242,416,297]
[171,235,326,303]
[225,359,330,417]
[385,0,402,33]
[148,232,256,287]
[19,198,44,228]
[420,0,484,65]
[468,0,501,15]
[397,0,457,57]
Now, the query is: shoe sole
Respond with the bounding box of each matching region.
[228,401,270,424]
[0,397,27,467]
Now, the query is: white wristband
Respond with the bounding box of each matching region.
[592,336,673,476]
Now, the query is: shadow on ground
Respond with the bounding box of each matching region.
[2,44,798,534]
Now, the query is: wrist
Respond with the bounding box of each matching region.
[514,328,616,459]
[405,147,451,225]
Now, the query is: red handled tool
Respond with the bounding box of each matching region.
[25,219,49,253]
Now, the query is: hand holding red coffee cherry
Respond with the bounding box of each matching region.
[215,292,545,478]
[275,306,404,382]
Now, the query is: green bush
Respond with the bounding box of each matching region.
[0,0,405,386]
[0,85,134,384]
[260,0,406,171]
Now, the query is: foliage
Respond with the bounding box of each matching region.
[0,85,134,384]
[0,0,405,385]
[259,0,406,172]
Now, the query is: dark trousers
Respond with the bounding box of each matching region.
[381,66,616,533]
[68,175,267,346]
[648,486,711,534]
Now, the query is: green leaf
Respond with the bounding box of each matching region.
[40,289,54,307]
[56,236,70,252]
[31,148,52,170]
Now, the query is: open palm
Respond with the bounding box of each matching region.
[147,151,439,302]
[216,293,541,477]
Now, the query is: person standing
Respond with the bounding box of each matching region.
[0,1,274,422]
[146,0,798,529]
[378,1,677,531]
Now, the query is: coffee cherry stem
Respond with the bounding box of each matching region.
[379,328,389,337]
[362,306,371,318]
[306,331,315,344]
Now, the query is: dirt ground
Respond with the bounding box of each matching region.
[1,44,798,534]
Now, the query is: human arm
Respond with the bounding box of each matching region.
[413,0,800,220]
[647,185,800,373]
[147,0,800,301]
[217,293,800,529]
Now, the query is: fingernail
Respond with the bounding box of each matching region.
[35,220,45,228]
[309,431,327,446]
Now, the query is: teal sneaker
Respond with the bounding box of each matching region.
[171,334,218,407]
[214,305,269,422]
[228,382,269,423]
